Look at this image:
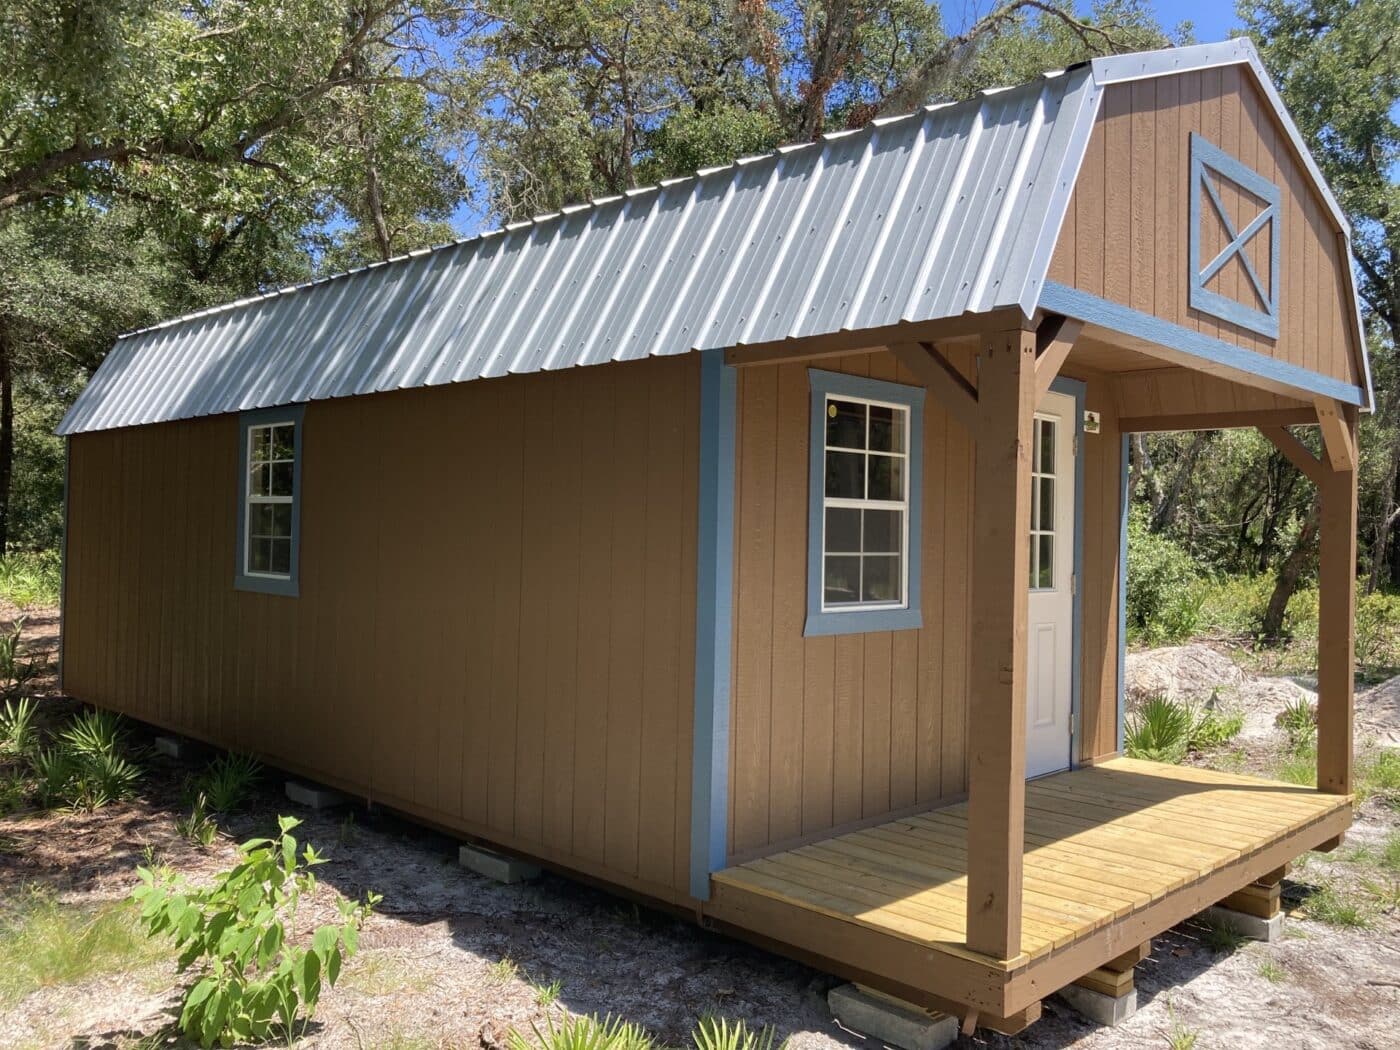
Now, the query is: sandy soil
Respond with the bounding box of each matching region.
[2,618,1398,1049]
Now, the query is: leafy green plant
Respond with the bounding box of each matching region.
[691,1017,782,1050]
[1124,696,1192,763]
[1271,739,1318,786]
[533,976,564,1006]
[0,553,61,609]
[196,752,262,814]
[0,617,37,695]
[1257,958,1286,983]
[1276,697,1317,752]
[30,746,78,806]
[1188,698,1244,751]
[1355,591,1400,675]
[177,792,220,847]
[508,1013,655,1050]
[64,750,142,811]
[132,815,379,1048]
[1200,916,1246,953]
[0,696,37,754]
[488,956,519,983]
[1126,506,1202,645]
[60,708,127,758]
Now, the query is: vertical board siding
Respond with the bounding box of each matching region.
[728,350,975,857]
[1050,72,1363,391]
[64,354,700,904]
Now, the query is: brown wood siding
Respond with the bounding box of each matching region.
[1074,373,1123,762]
[1114,368,1309,421]
[728,350,975,858]
[63,355,700,904]
[1048,71,1362,393]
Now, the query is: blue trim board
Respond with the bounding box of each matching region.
[1117,434,1130,753]
[1188,134,1281,339]
[803,369,925,638]
[689,350,736,901]
[1039,282,1366,407]
[1049,377,1087,771]
[234,404,306,597]
[58,437,69,693]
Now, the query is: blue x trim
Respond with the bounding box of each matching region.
[1188,133,1281,339]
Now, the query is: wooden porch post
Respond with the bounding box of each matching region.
[1316,403,1358,796]
[965,326,1036,959]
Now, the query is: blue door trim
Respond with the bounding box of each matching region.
[690,350,736,900]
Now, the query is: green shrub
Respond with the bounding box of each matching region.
[509,1014,656,1050]
[1195,574,1276,637]
[26,709,142,810]
[195,752,262,814]
[0,553,61,609]
[0,617,38,695]
[0,696,37,755]
[1188,700,1244,750]
[132,815,379,1048]
[1355,591,1400,675]
[176,792,220,847]
[59,708,126,758]
[691,1018,782,1050]
[1126,507,1202,645]
[1125,696,1192,763]
[1276,697,1317,752]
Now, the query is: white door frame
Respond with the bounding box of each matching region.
[1025,377,1085,778]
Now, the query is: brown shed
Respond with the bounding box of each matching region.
[58,40,1369,1035]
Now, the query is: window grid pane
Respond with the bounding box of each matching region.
[1029,416,1057,590]
[245,421,297,580]
[822,394,909,611]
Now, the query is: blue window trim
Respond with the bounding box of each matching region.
[804,369,924,638]
[1188,133,1281,339]
[1039,282,1365,407]
[1048,376,1087,771]
[689,351,735,900]
[1117,433,1129,753]
[235,404,306,597]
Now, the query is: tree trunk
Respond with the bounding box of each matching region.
[0,327,12,555]
[1261,498,1319,642]
[1150,432,1207,533]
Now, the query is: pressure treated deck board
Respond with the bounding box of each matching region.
[711,758,1350,964]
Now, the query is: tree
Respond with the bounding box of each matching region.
[1242,0,1400,588]
[0,1,468,551]
[457,0,1179,222]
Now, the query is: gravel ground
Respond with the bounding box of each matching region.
[2,616,1398,1049]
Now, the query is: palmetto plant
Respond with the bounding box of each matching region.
[1124,696,1192,764]
[692,1018,783,1050]
[59,709,126,758]
[509,1014,655,1050]
[196,752,262,813]
[0,696,37,755]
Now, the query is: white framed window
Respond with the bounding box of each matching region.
[236,406,304,596]
[805,370,923,636]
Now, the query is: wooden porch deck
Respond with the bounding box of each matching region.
[703,757,1351,1026]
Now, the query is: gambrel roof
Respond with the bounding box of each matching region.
[58,39,1369,435]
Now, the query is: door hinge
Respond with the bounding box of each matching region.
[1073,434,1080,457]
[1070,710,1080,737]
[1071,572,1078,596]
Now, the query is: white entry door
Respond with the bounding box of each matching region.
[1025,391,1076,779]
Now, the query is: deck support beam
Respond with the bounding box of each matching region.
[1317,404,1358,796]
[965,326,1036,961]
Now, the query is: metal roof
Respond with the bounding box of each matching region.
[56,40,1369,434]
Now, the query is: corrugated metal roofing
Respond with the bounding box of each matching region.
[58,63,1100,435]
[57,38,1371,435]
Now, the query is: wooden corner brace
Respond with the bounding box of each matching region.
[888,341,979,431]
[1260,425,1326,486]
[1314,398,1357,472]
[1033,315,1083,405]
